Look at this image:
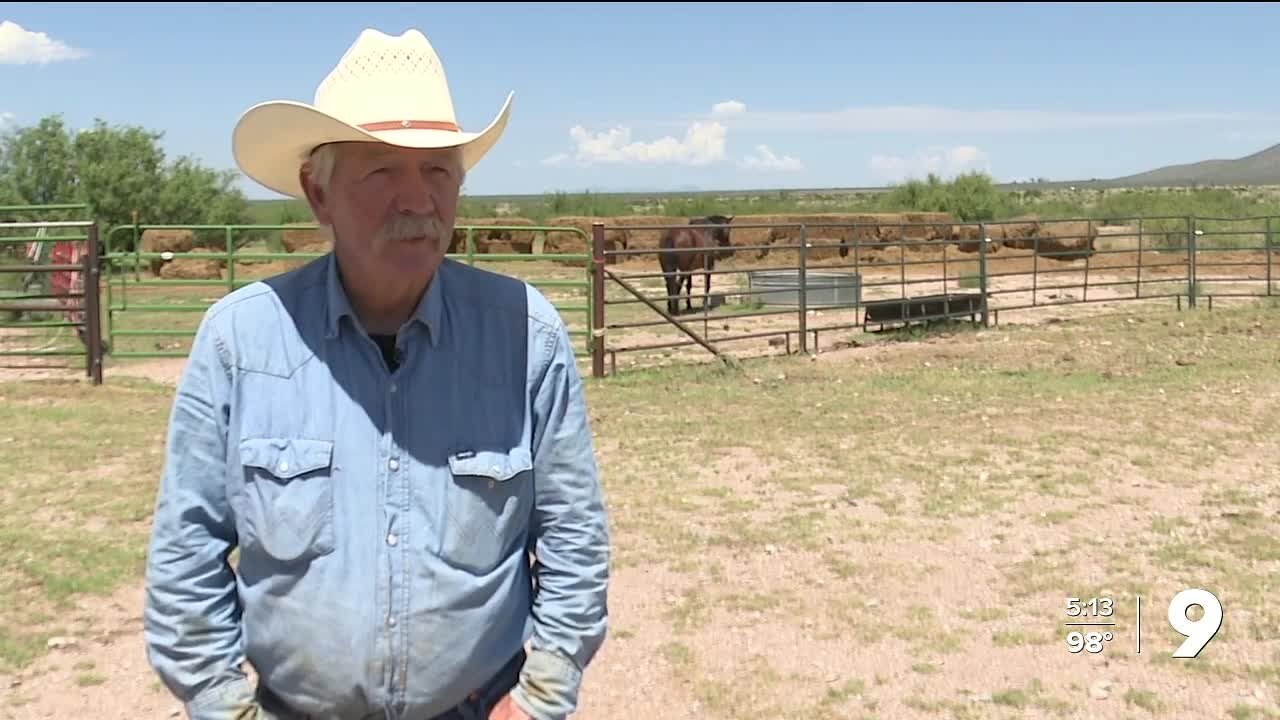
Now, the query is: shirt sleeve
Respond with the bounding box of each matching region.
[142,313,262,719]
[511,314,611,720]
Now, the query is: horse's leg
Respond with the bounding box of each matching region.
[703,259,714,311]
[660,250,680,316]
[663,267,679,316]
[682,270,693,313]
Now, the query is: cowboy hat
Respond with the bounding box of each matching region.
[232,27,513,199]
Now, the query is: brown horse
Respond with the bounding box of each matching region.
[658,215,734,315]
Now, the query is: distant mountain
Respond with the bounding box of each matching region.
[1098,142,1280,187]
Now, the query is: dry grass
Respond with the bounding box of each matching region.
[573,299,1280,719]
[0,297,1278,719]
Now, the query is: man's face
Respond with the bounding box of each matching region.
[302,141,463,282]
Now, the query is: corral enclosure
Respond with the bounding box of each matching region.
[91,210,1278,377]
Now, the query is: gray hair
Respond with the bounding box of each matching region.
[304,143,340,192]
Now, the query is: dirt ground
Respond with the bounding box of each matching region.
[5,300,1280,719]
[1,242,1278,720]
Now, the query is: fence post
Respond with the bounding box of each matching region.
[1267,216,1273,297]
[225,226,235,294]
[1186,215,1193,306]
[590,223,606,379]
[798,224,808,354]
[978,222,990,326]
[85,223,104,385]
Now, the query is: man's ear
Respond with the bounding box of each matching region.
[299,163,333,225]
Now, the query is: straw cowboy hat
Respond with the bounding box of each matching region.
[232,27,513,199]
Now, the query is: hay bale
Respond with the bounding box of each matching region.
[543,216,627,265]
[725,214,795,256]
[950,224,984,253]
[141,229,195,275]
[996,216,1096,258]
[994,218,1043,250]
[280,224,329,254]
[734,213,957,260]
[160,247,223,279]
[483,240,518,255]
[611,215,686,251]
[1035,219,1097,258]
[454,217,539,253]
[141,229,194,254]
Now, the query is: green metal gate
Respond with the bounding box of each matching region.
[102,222,594,360]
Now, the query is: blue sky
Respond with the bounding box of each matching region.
[2,2,1279,200]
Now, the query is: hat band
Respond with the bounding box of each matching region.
[358,119,461,132]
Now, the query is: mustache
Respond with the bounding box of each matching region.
[376,214,447,243]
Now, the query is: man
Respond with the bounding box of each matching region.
[142,27,610,720]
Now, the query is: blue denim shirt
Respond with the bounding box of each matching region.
[143,253,610,720]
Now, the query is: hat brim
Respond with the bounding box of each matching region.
[232,91,513,199]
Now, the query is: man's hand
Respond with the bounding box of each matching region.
[488,693,533,720]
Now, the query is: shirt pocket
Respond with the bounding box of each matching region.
[441,447,535,574]
[233,437,337,564]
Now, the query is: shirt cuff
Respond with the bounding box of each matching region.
[509,647,583,720]
[184,673,260,720]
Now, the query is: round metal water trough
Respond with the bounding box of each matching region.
[745,270,862,308]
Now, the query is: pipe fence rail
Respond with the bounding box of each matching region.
[588,215,1278,377]
[100,221,594,361]
[0,206,1275,385]
[0,204,103,383]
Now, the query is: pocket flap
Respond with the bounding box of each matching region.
[447,447,533,482]
[239,437,334,479]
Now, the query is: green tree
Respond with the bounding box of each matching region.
[0,115,78,208]
[0,113,250,248]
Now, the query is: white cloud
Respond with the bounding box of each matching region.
[738,144,803,172]
[544,121,727,167]
[694,104,1251,133]
[869,145,991,183]
[712,100,746,116]
[0,111,15,131]
[0,21,88,64]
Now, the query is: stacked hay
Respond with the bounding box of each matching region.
[609,215,687,251]
[542,216,631,266]
[280,223,330,254]
[452,217,538,254]
[1032,219,1097,258]
[986,217,1097,258]
[721,214,793,256]
[159,247,223,280]
[945,217,1097,259]
[949,224,985,253]
[738,213,956,261]
[141,229,195,276]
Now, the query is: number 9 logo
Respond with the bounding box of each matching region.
[1168,589,1223,658]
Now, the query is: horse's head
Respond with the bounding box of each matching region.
[691,215,735,259]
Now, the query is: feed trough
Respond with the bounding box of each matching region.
[745,270,862,308]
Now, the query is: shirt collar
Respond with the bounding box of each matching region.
[323,252,445,346]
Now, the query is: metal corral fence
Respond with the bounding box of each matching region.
[588,215,1278,377]
[101,222,594,360]
[0,204,104,383]
[2,209,1274,385]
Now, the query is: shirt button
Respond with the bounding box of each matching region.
[387,533,398,546]
[387,616,396,627]
[389,383,397,393]
[278,461,289,473]
[389,459,399,471]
